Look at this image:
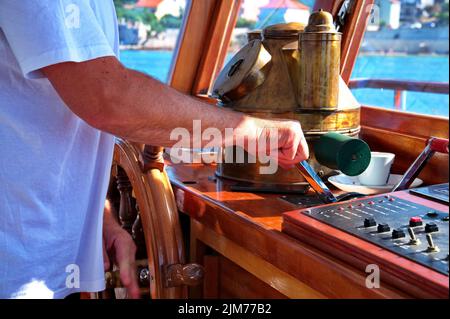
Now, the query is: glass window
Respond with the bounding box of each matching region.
[205,0,316,97]
[350,0,449,117]
[114,0,187,83]
[226,0,317,62]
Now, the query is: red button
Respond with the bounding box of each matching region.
[409,217,423,227]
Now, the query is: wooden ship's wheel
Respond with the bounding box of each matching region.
[93,139,203,299]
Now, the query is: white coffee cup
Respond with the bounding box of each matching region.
[358,152,396,186]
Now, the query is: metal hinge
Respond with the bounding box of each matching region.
[335,0,355,32]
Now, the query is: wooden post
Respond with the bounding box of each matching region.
[116,168,136,234]
[169,0,242,95]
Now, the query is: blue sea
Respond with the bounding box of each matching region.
[120,50,449,117]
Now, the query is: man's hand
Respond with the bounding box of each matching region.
[235,117,309,169]
[103,200,140,299]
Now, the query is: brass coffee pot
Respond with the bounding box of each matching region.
[211,10,361,190]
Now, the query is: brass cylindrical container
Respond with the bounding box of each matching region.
[230,22,305,113]
[211,18,361,190]
[298,10,341,110]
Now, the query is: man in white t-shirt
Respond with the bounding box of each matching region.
[0,1,308,298]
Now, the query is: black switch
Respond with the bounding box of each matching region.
[427,211,439,218]
[364,218,377,228]
[392,229,406,239]
[378,224,391,233]
[425,223,439,233]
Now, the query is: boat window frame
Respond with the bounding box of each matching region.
[158,7,448,266]
[169,0,375,94]
[168,0,241,98]
[167,0,448,149]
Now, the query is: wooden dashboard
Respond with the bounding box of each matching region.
[167,160,448,299]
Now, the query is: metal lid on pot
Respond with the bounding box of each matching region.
[211,39,272,103]
[304,9,338,33]
[263,22,305,39]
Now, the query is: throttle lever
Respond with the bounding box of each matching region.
[295,161,337,204]
[392,137,449,192]
[295,161,366,204]
[295,161,368,204]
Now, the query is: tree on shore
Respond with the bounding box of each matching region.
[114,0,168,39]
[423,2,449,26]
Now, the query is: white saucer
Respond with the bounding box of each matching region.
[328,174,424,195]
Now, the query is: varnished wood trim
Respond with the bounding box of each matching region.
[168,0,217,93]
[168,162,409,298]
[360,125,449,184]
[191,219,326,299]
[218,256,287,299]
[169,0,242,95]
[340,0,375,83]
[203,255,220,299]
[360,106,449,185]
[361,106,449,139]
[192,0,242,95]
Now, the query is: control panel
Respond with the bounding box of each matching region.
[283,184,449,276]
[298,191,449,275]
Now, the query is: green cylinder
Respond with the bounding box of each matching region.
[314,132,371,176]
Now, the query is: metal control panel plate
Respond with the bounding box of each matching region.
[410,183,449,205]
[302,195,449,275]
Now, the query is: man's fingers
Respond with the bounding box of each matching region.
[280,143,297,161]
[113,236,140,298]
[299,134,310,160]
[103,240,110,271]
[115,237,134,285]
[276,121,308,162]
[127,269,141,299]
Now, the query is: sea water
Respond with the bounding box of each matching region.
[120,50,449,117]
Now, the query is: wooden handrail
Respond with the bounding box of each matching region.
[350,79,449,110]
[349,79,450,94]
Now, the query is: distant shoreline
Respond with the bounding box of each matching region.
[119,45,449,57]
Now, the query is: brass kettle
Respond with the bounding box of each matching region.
[211,10,361,189]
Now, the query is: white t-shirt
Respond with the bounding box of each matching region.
[0,0,119,298]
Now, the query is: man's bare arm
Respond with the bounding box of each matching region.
[42,56,308,165]
[43,57,250,146]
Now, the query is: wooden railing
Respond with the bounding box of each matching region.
[349,79,450,110]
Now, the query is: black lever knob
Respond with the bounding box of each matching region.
[392,229,406,239]
[425,223,439,233]
[377,224,390,233]
[364,218,376,228]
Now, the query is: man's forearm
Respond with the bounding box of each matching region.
[101,67,253,148]
[44,57,309,166]
[44,57,252,148]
